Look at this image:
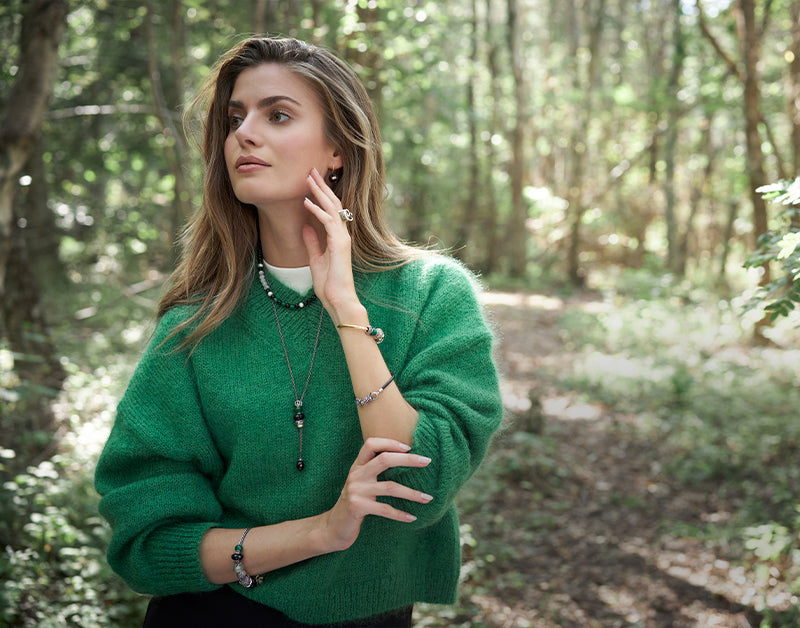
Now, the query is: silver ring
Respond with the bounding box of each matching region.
[338,209,354,222]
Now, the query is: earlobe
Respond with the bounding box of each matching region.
[327,149,344,185]
[330,147,343,171]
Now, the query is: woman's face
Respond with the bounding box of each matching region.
[223,63,341,209]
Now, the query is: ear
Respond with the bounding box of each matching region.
[328,147,343,171]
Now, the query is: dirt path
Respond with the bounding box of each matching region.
[436,291,777,628]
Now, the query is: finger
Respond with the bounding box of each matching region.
[373,481,434,505]
[366,500,419,523]
[361,451,432,477]
[307,169,340,211]
[303,195,334,225]
[359,436,411,462]
[354,437,412,465]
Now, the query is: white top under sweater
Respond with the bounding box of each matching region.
[264,262,314,296]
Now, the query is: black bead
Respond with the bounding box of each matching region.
[296,459,305,471]
[232,553,243,560]
[294,411,305,421]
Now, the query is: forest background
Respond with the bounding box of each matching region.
[1,0,799,626]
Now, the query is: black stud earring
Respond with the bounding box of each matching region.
[328,169,342,184]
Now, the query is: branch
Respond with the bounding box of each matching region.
[47,103,153,119]
[760,0,774,40]
[760,112,788,180]
[695,0,742,82]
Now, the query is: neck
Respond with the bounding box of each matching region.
[257,203,324,267]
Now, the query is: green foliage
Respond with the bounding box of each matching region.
[745,179,800,322]
[0,457,148,627]
[745,512,800,627]
[0,350,146,626]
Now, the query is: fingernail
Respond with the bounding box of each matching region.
[421,493,433,502]
[406,514,417,522]
[417,456,431,465]
[398,443,412,452]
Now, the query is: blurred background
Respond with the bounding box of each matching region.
[1,1,799,626]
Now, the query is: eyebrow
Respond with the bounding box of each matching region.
[227,95,301,110]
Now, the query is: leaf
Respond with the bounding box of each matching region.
[757,178,800,206]
[776,232,800,261]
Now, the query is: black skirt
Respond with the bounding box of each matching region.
[142,586,413,628]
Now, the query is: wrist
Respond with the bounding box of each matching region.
[316,510,352,553]
[330,303,368,329]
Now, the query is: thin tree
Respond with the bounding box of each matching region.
[564,0,606,286]
[664,0,686,274]
[506,0,529,278]
[0,0,67,308]
[0,0,68,469]
[697,0,772,341]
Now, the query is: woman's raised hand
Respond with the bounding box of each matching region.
[302,168,362,324]
[321,438,433,552]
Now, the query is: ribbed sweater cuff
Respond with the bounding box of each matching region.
[142,522,220,594]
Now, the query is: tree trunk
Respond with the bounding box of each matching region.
[350,3,384,122]
[698,0,774,341]
[253,0,269,32]
[664,0,685,275]
[678,116,715,276]
[454,0,482,263]
[481,0,502,275]
[718,199,738,280]
[736,0,771,342]
[0,0,69,472]
[0,0,67,308]
[506,0,528,278]
[788,2,800,230]
[144,0,191,242]
[20,137,64,282]
[566,0,605,286]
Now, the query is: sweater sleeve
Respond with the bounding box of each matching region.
[381,259,503,526]
[95,309,225,595]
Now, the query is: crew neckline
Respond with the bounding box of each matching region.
[264,262,314,295]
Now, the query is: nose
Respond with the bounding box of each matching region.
[233,114,260,146]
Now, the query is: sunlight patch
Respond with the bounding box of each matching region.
[481,291,563,311]
[542,395,605,420]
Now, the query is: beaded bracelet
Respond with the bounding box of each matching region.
[232,527,263,589]
[355,374,396,407]
[336,323,385,344]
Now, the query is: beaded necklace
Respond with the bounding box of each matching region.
[258,258,317,309]
[259,256,324,471]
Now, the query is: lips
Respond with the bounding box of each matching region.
[235,155,270,170]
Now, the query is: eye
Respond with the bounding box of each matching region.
[228,114,244,130]
[269,110,290,123]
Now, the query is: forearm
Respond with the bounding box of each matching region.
[199,515,332,585]
[333,303,418,444]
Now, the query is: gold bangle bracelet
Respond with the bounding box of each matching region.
[336,323,385,344]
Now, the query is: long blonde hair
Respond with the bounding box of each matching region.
[159,37,420,346]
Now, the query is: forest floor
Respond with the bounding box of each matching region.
[415,289,794,628]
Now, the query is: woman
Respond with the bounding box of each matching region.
[95,36,503,627]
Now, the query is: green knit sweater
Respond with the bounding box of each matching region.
[95,255,503,625]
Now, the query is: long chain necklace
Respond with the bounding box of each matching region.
[263,267,324,471]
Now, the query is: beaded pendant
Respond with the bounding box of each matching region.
[259,247,323,472]
[294,402,305,471]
